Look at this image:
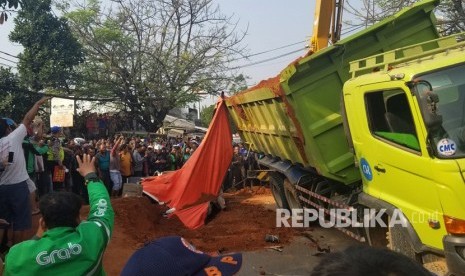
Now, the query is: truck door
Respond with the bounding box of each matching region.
[353,87,444,249]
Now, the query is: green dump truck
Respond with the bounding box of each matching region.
[225,0,465,274]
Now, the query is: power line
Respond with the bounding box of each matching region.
[0,85,118,102]
[0,62,15,68]
[0,38,308,73]
[2,39,308,75]
[230,27,375,71]
[0,56,18,64]
[0,39,307,89]
[229,47,306,70]
[341,25,365,36]
[231,40,307,62]
[0,50,19,59]
[0,38,307,64]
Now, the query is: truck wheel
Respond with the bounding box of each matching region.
[269,174,290,210]
[284,179,303,210]
[386,222,417,261]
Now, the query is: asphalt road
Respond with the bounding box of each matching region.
[237,226,359,276]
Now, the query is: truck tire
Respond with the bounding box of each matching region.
[284,179,303,210]
[269,174,290,210]
[386,222,417,261]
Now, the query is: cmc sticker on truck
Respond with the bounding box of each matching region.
[360,158,373,181]
[437,138,456,156]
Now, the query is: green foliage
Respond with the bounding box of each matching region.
[199,103,237,133]
[0,0,20,9]
[0,67,41,122]
[0,0,20,24]
[228,74,249,95]
[9,0,83,91]
[200,104,215,127]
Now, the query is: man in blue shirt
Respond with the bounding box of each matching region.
[95,143,111,194]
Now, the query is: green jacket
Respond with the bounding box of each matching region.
[4,179,114,275]
[22,138,48,174]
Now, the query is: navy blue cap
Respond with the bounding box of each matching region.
[2,118,16,126]
[121,236,242,276]
[51,126,61,133]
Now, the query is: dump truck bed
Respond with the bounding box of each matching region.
[226,0,440,185]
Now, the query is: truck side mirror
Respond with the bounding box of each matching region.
[410,79,443,131]
[418,90,443,131]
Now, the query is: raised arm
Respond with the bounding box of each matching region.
[22,97,50,127]
[111,137,123,157]
[76,154,114,241]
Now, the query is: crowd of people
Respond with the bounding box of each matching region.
[28,124,254,205]
[24,129,203,204]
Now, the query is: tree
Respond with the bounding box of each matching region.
[9,0,83,91]
[62,0,247,132]
[0,0,19,10]
[0,67,42,122]
[0,0,20,24]
[199,104,215,127]
[199,102,237,133]
[344,0,416,29]
[437,0,465,35]
[227,74,249,96]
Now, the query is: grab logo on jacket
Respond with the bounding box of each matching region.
[36,242,82,265]
[93,199,108,217]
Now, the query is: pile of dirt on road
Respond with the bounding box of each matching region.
[108,187,297,252]
[88,187,302,274]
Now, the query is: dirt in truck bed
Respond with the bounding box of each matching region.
[93,187,302,275]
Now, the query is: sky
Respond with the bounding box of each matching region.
[0,14,21,68]
[213,0,315,87]
[198,0,316,107]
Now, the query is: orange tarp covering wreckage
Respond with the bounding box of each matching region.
[142,98,233,229]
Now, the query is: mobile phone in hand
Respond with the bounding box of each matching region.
[8,152,14,164]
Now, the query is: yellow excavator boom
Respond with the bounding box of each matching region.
[309,0,344,54]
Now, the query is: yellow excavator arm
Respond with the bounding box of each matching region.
[309,0,344,54]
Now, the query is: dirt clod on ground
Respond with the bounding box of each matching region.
[93,187,300,275]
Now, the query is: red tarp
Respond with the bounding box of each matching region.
[142,98,233,229]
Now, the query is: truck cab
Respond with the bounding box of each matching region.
[343,34,465,274]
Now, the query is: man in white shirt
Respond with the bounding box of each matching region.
[0,97,49,245]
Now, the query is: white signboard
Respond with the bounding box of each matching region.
[50,113,74,127]
[51,98,74,115]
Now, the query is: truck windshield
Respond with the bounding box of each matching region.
[413,63,465,158]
